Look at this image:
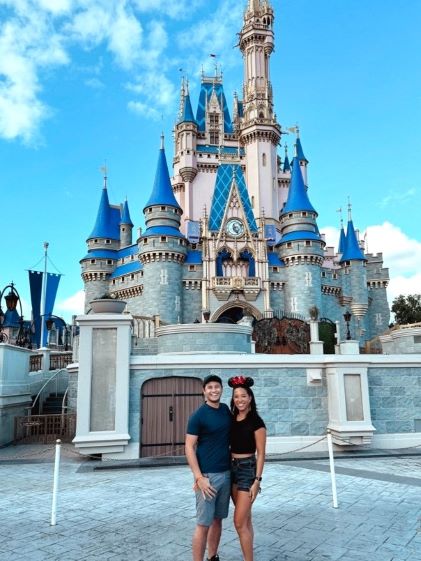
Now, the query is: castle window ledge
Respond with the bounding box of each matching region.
[212,276,261,301]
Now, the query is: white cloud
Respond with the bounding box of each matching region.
[0,0,244,140]
[177,0,242,71]
[56,289,85,319]
[128,100,160,120]
[0,1,68,142]
[37,0,72,15]
[132,0,204,19]
[321,221,421,305]
[379,188,417,208]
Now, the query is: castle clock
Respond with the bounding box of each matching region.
[226,218,244,237]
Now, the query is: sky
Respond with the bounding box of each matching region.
[1,0,420,323]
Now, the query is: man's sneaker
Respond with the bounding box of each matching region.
[207,555,220,561]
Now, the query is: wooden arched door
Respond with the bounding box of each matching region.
[141,376,203,458]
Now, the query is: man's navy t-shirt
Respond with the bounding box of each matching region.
[187,402,231,473]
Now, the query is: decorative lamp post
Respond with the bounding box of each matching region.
[0,303,7,343]
[343,310,352,340]
[202,310,211,323]
[45,314,70,350]
[0,283,30,346]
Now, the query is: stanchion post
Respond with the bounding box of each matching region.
[51,439,61,526]
[327,430,338,508]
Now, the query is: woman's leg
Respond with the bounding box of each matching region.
[233,490,254,561]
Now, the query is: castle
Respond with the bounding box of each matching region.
[80,0,390,346]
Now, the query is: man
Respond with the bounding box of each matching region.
[185,375,232,561]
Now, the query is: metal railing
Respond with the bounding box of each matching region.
[29,354,43,372]
[14,414,76,444]
[49,352,73,370]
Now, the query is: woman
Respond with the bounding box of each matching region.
[229,375,266,561]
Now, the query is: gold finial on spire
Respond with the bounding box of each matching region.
[160,132,165,149]
[336,207,343,228]
[347,198,352,221]
[100,163,108,189]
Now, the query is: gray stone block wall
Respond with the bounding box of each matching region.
[142,260,184,324]
[157,329,252,354]
[67,371,78,414]
[368,367,421,433]
[128,366,329,448]
[283,263,322,318]
[182,286,202,323]
[348,261,368,306]
[1,402,31,446]
[367,287,390,337]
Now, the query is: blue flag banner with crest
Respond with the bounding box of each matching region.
[28,271,61,347]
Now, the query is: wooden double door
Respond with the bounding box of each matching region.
[140,376,203,458]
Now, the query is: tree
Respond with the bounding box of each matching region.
[391,294,421,325]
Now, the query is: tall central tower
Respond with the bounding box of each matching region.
[239,0,281,224]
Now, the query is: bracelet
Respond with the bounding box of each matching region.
[255,476,262,482]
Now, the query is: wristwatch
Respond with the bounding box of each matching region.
[255,476,262,482]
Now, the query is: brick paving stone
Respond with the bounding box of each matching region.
[1,448,421,561]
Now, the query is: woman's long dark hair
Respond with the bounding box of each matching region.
[230,385,259,418]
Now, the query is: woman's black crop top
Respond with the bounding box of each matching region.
[230,414,265,454]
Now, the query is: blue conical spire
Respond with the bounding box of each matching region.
[295,137,308,163]
[340,220,365,262]
[144,137,181,211]
[88,186,120,240]
[120,199,133,226]
[281,157,316,214]
[180,92,196,124]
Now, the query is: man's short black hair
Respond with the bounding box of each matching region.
[203,375,223,388]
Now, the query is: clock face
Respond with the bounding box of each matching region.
[226,218,245,237]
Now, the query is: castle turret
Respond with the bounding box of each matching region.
[139,137,188,324]
[120,199,133,248]
[278,157,324,317]
[173,80,198,230]
[239,0,281,223]
[339,207,368,330]
[81,174,120,311]
[295,132,308,186]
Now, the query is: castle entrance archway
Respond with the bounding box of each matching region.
[140,376,203,458]
[213,302,262,324]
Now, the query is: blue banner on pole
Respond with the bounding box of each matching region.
[28,271,61,347]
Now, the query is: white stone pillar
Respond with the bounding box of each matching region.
[73,312,132,455]
[326,364,375,446]
[309,320,324,355]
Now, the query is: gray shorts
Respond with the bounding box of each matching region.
[195,470,231,527]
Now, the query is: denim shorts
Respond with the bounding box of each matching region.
[231,456,256,492]
[195,470,231,527]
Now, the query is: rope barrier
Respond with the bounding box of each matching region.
[1,433,421,463]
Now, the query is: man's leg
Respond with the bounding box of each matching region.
[206,517,222,559]
[192,524,209,561]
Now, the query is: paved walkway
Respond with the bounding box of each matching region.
[1,444,421,561]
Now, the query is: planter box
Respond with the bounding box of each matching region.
[90,299,127,314]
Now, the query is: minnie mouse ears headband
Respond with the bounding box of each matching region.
[228,375,254,388]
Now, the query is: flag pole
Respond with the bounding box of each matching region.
[40,242,49,348]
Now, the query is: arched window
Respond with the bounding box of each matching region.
[216,249,232,276]
[262,153,266,166]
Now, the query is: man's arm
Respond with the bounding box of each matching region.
[185,433,216,498]
[185,433,202,482]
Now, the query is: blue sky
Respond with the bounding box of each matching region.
[1,0,420,322]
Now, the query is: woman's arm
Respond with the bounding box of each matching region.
[250,427,266,502]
